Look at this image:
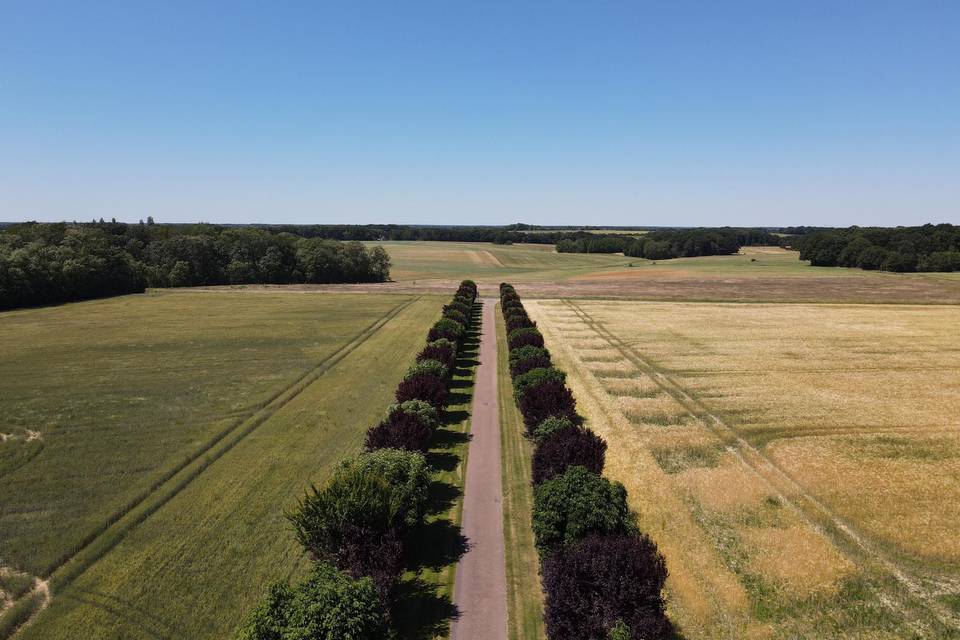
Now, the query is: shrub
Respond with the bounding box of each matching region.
[511,353,552,377]
[532,426,606,484]
[442,308,468,326]
[508,345,550,367]
[428,318,465,342]
[513,366,567,401]
[365,409,433,452]
[288,466,407,593]
[506,314,535,333]
[532,416,576,442]
[418,339,456,370]
[532,465,635,554]
[404,358,449,381]
[395,372,448,409]
[444,301,472,318]
[542,534,670,640]
[388,399,440,431]
[237,562,392,640]
[345,449,432,526]
[518,379,580,433]
[508,327,544,350]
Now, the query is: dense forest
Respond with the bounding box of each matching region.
[0,221,391,310]
[556,228,779,259]
[794,224,960,272]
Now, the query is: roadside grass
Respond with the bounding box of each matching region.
[527,298,960,638]
[495,308,546,640]
[393,303,481,640]
[4,292,443,640]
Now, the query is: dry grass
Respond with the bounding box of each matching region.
[527,298,960,638]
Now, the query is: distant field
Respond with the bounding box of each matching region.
[365,240,630,282]
[344,243,960,304]
[528,299,960,639]
[0,290,442,638]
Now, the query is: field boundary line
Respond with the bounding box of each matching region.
[560,299,954,631]
[1,296,420,639]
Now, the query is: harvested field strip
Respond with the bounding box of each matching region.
[560,299,956,632]
[0,297,417,638]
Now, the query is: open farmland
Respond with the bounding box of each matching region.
[256,243,960,305]
[0,290,443,638]
[366,241,631,282]
[527,299,960,638]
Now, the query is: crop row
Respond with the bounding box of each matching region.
[499,284,673,640]
[237,281,479,639]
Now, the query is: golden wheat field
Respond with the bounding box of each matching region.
[526,299,960,639]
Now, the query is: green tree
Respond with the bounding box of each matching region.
[236,562,392,640]
[532,465,636,554]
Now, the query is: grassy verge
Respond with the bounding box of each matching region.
[495,307,546,640]
[394,302,482,640]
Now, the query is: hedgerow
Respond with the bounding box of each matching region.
[237,562,391,640]
[395,372,448,409]
[532,425,607,485]
[240,281,477,637]
[531,465,636,554]
[532,416,575,442]
[500,282,672,639]
[518,379,580,433]
[542,534,670,640]
[417,339,456,370]
[513,366,567,401]
[507,326,545,350]
[428,317,465,342]
[365,409,433,452]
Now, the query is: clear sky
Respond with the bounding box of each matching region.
[1,1,957,226]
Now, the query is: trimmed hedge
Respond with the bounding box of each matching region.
[542,534,670,640]
[428,317,466,343]
[395,372,448,409]
[532,416,576,442]
[418,339,456,370]
[237,562,392,640]
[531,465,636,555]
[507,327,545,350]
[532,425,607,485]
[518,379,580,433]
[365,409,433,452]
[513,366,567,401]
[405,358,449,381]
[500,282,672,639]
[241,281,478,637]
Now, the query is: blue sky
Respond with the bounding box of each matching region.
[1,1,957,226]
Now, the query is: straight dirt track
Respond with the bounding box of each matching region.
[451,299,508,640]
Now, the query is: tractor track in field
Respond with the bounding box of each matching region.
[0,297,419,639]
[555,299,956,634]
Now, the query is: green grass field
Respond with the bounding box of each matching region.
[0,290,444,638]
[365,241,631,282]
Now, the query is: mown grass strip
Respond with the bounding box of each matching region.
[496,308,546,640]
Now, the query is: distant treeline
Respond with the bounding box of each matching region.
[0,221,390,310]
[795,224,960,272]
[254,223,573,245]
[556,227,779,259]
